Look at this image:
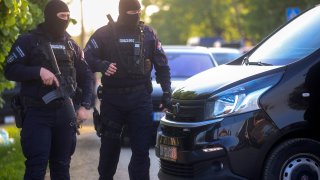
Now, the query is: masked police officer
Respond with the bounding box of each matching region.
[84,0,171,179]
[4,0,93,179]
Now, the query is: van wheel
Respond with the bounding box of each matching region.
[263,138,320,180]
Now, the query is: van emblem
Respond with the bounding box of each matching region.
[173,103,180,114]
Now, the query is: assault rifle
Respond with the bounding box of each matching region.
[42,42,81,135]
[90,14,122,137]
[106,14,129,71]
[42,43,76,104]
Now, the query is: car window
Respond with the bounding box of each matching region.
[152,52,214,78]
[249,6,320,66]
[212,52,241,65]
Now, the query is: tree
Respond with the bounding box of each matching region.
[142,0,319,45]
[142,0,250,44]
[0,0,47,106]
[240,0,319,43]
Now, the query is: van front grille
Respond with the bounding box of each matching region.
[166,99,206,122]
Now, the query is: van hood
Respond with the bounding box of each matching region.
[173,65,282,100]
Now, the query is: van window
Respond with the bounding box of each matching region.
[249,6,320,66]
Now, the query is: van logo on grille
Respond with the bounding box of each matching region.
[173,103,180,114]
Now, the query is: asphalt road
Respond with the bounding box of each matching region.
[45,120,160,180]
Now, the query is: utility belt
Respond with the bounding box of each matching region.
[22,96,65,109]
[102,84,146,94]
[10,95,64,128]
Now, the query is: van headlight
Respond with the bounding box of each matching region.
[204,72,283,119]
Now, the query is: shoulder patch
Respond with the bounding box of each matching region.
[6,53,18,64]
[90,38,99,48]
[15,46,25,58]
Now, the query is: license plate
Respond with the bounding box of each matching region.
[159,144,177,161]
[153,112,165,121]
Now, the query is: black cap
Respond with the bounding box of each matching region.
[119,0,141,14]
[44,0,69,21]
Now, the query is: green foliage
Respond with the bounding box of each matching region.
[0,125,25,179]
[142,0,319,45]
[0,0,47,106]
[241,0,320,43]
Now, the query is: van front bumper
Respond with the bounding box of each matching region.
[155,110,279,179]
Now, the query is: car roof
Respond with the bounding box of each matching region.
[208,47,241,53]
[163,45,213,54]
[162,45,218,67]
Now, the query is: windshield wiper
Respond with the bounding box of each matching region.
[246,61,273,66]
[241,56,272,66]
[241,56,249,65]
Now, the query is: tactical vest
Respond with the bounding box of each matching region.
[119,34,139,69]
[30,34,77,92]
[107,23,149,79]
[50,42,76,84]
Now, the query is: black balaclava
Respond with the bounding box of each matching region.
[42,0,70,38]
[117,0,141,31]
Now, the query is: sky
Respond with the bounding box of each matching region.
[66,0,120,36]
[65,0,158,36]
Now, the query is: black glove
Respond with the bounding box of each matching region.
[97,61,110,74]
[161,92,172,110]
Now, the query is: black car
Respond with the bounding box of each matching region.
[156,5,320,180]
[122,46,218,145]
[208,47,242,65]
[0,83,20,125]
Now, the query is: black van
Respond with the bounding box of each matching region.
[155,5,320,180]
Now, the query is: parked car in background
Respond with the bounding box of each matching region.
[122,45,218,145]
[208,47,242,65]
[156,5,320,180]
[0,83,20,125]
[187,37,224,47]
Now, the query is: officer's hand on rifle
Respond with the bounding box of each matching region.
[159,92,172,112]
[105,63,117,76]
[40,67,60,87]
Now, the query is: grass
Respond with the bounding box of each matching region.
[0,124,25,180]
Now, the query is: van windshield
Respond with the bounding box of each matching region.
[249,6,320,66]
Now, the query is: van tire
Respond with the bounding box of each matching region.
[263,138,320,180]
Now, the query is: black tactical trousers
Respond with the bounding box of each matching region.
[21,101,77,180]
[98,88,153,180]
